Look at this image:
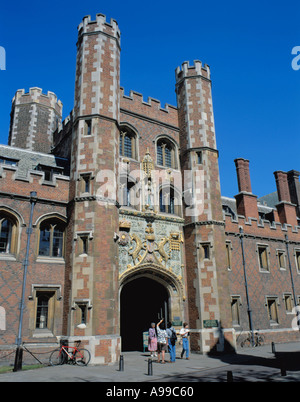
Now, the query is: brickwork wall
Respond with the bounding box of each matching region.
[0,195,68,345]
[8,88,62,153]
[120,88,178,127]
[225,214,300,344]
[0,166,69,202]
[120,97,179,165]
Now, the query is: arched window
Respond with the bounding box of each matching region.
[156,138,177,169]
[159,186,181,216]
[0,213,18,254]
[38,219,65,258]
[119,126,138,160]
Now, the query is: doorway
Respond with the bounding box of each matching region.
[120,276,169,351]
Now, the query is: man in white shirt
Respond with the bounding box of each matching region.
[179,322,190,359]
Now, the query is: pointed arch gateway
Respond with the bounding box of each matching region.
[119,263,185,351]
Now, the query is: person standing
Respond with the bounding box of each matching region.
[148,322,157,358]
[166,321,177,362]
[180,322,190,360]
[156,318,168,364]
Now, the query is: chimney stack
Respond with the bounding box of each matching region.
[274,171,291,202]
[274,171,298,226]
[234,158,259,220]
[287,170,300,218]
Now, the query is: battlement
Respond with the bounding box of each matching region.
[12,87,63,115]
[77,13,120,42]
[120,87,178,127]
[0,165,69,203]
[57,109,73,133]
[52,110,74,159]
[9,87,63,153]
[175,60,211,82]
[224,213,300,241]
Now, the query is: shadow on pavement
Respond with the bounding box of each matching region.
[151,350,300,382]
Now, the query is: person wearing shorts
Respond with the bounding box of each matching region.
[156,318,168,364]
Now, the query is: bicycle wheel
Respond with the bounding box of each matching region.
[257,335,265,346]
[49,349,64,366]
[241,338,251,347]
[74,348,91,366]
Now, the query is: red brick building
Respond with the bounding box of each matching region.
[0,14,299,364]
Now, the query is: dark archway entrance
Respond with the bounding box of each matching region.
[120,277,169,351]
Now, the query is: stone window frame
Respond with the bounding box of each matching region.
[119,173,140,210]
[276,248,287,270]
[84,119,92,136]
[71,299,92,328]
[198,242,212,261]
[230,295,242,326]
[158,184,182,217]
[226,240,233,271]
[283,293,293,314]
[0,207,23,258]
[119,124,139,161]
[294,248,300,274]
[35,214,67,262]
[74,231,93,257]
[155,136,178,170]
[256,243,270,273]
[28,284,62,337]
[265,296,279,325]
[79,172,94,195]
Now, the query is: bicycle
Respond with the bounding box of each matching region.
[240,331,265,347]
[49,340,91,366]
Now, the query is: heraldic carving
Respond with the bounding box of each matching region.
[125,221,183,271]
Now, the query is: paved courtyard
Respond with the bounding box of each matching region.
[1,342,300,383]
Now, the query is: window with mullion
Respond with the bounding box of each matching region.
[123,135,132,158]
[39,222,64,258]
[156,140,175,168]
[52,227,64,257]
[164,145,172,168]
[0,218,13,253]
[157,144,164,166]
[159,188,175,214]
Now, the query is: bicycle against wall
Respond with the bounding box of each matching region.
[240,330,265,348]
[49,340,91,366]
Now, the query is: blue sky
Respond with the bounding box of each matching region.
[0,0,299,199]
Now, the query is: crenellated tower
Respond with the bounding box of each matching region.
[64,14,121,363]
[8,87,62,153]
[176,61,233,352]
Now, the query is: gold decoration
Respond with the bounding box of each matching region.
[119,219,131,230]
[157,237,169,265]
[142,148,154,177]
[122,221,185,295]
[128,234,145,265]
[145,222,155,241]
[169,232,184,251]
